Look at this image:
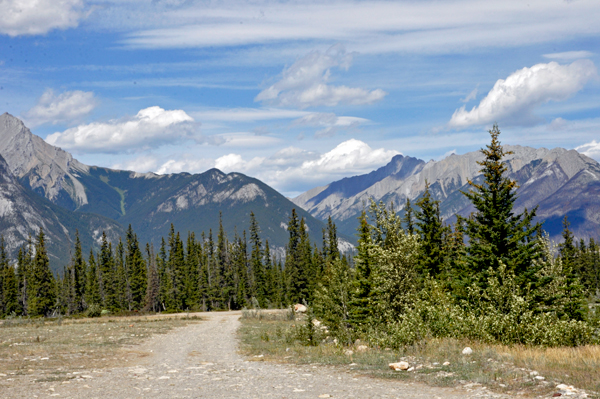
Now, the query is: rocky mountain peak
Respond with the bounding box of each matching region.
[0,113,89,208]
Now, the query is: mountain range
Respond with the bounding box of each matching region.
[293,144,600,240]
[0,113,335,271]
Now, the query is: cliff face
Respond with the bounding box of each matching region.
[294,145,600,241]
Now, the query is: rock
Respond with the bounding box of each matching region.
[389,361,410,371]
[294,304,307,313]
[407,367,414,371]
[318,395,332,398]
[312,319,321,327]
[356,345,368,352]
[344,349,354,356]
[530,371,539,376]
[462,347,473,355]
[535,375,545,380]
[443,361,450,366]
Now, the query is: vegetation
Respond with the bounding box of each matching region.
[1,125,599,353]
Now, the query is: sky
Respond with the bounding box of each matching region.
[1,0,599,197]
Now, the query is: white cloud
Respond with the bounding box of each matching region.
[156,157,214,175]
[460,87,478,103]
[46,106,202,153]
[23,89,97,127]
[0,0,85,37]
[121,1,600,55]
[576,140,600,161]
[210,139,399,192]
[191,107,308,122]
[449,60,598,128]
[255,45,386,108]
[112,155,159,173]
[292,112,369,138]
[543,51,594,61]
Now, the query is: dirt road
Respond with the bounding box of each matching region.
[3,311,507,398]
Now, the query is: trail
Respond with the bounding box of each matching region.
[5,311,506,398]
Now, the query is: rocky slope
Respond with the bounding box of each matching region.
[0,113,339,269]
[0,153,123,268]
[293,145,600,241]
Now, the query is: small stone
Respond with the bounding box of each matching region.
[530,371,539,376]
[294,304,307,313]
[462,347,473,355]
[389,361,410,371]
[535,375,545,380]
[552,394,562,397]
[81,375,93,379]
[344,349,354,356]
[318,395,332,398]
[356,345,368,352]
[407,367,414,372]
[443,361,450,366]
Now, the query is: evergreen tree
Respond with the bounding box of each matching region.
[99,233,118,310]
[249,212,267,306]
[348,211,375,327]
[27,228,56,316]
[403,198,414,235]
[126,225,147,310]
[3,263,19,316]
[85,249,101,307]
[557,217,587,320]
[460,125,541,290]
[71,231,86,312]
[415,182,447,278]
[145,243,160,312]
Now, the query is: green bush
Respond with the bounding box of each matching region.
[86,303,102,318]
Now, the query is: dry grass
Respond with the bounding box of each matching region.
[238,316,600,398]
[0,314,200,380]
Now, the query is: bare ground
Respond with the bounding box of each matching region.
[1,311,509,398]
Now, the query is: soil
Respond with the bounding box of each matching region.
[1,311,509,398]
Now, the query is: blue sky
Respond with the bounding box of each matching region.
[1,0,599,197]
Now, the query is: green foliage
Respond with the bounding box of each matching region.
[27,229,56,317]
[460,124,542,291]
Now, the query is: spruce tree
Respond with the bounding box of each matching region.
[145,243,160,312]
[461,124,541,290]
[85,249,101,307]
[0,236,6,314]
[3,264,19,316]
[415,182,447,278]
[249,212,267,306]
[126,225,147,310]
[71,231,86,312]
[348,210,375,327]
[28,228,56,316]
[403,198,414,235]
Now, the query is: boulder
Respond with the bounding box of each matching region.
[389,361,410,371]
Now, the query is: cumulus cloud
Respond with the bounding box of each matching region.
[460,87,478,103]
[207,139,399,191]
[0,0,85,37]
[576,140,600,161]
[255,45,386,108]
[46,106,202,153]
[449,60,598,128]
[23,89,97,127]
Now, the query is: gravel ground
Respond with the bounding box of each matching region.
[1,311,511,398]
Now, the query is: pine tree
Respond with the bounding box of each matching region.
[348,211,375,327]
[249,212,267,306]
[71,231,87,312]
[415,182,447,278]
[557,217,587,320]
[145,243,160,312]
[461,125,541,290]
[85,249,101,307]
[403,198,414,235]
[99,233,118,310]
[126,225,147,310]
[3,264,19,316]
[27,228,56,316]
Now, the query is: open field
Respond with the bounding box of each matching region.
[238,312,600,398]
[0,313,201,381]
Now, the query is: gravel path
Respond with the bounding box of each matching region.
[3,311,509,398]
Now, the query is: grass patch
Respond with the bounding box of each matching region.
[238,313,599,398]
[0,314,200,375]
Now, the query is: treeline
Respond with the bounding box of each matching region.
[307,125,600,348]
[0,210,344,318]
[1,126,600,348]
